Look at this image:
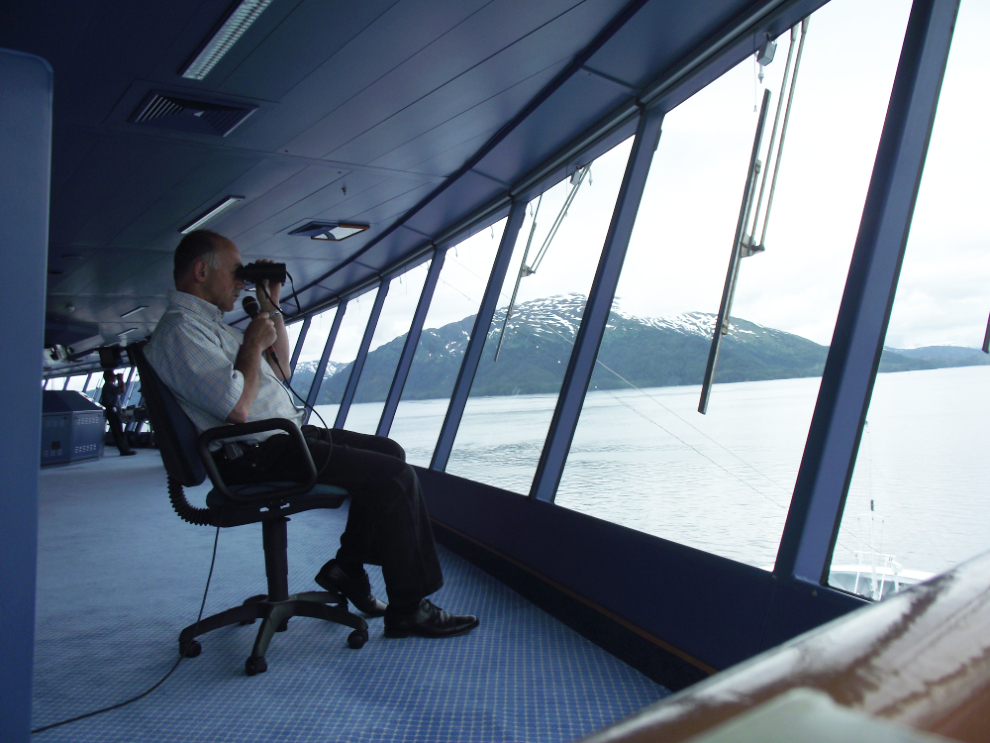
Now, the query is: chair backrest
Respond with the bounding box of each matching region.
[127,341,207,488]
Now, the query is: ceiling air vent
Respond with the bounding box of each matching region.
[129,92,256,137]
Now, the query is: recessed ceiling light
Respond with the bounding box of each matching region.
[117,328,139,338]
[180,195,244,234]
[288,221,370,241]
[120,306,148,319]
[180,0,275,80]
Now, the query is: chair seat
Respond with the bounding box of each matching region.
[206,483,349,527]
[207,482,348,505]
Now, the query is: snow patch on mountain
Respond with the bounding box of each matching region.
[292,359,346,379]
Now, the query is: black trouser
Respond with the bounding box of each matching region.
[214,426,443,607]
[105,409,133,455]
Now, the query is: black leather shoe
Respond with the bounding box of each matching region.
[314,560,387,617]
[383,599,479,638]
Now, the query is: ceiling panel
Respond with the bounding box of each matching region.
[216,0,399,102]
[401,126,504,177]
[300,0,599,161]
[109,156,307,251]
[402,169,506,238]
[585,0,750,89]
[50,128,100,201]
[315,259,388,297]
[44,252,99,299]
[48,137,164,246]
[233,0,493,156]
[349,225,437,274]
[109,149,271,247]
[471,71,635,185]
[349,181,438,226]
[89,250,174,302]
[326,51,570,169]
[72,144,215,247]
[364,64,562,174]
[229,170,388,253]
[0,2,97,74]
[45,249,168,312]
[222,164,353,239]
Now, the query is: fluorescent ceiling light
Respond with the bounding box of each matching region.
[180,195,244,234]
[120,305,147,319]
[181,0,274,80]
[117,328,138,338]
[288,221,370,241]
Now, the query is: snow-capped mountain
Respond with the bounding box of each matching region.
[295,294,978,405]
[291,359,346,380]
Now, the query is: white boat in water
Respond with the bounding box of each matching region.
[830,554,933,601]
[829,501,933,600]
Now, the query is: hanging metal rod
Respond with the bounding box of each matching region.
[751,18,809,251]
[698,88,772,415]
[492,165,590,361]
[493,194,543,361]
[527,165,591,275]
[698,19,808,414]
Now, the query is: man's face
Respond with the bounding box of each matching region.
[202,240,246,313]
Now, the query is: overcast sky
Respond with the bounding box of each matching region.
[296,0,989,363]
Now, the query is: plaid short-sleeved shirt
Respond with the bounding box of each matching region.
[145,290,303,446]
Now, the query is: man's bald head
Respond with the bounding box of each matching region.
[173,230,246,313]
[173,230,229,287]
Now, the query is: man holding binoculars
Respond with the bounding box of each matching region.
[145,229,478,638]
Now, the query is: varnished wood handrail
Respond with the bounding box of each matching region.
[581,550,990,743]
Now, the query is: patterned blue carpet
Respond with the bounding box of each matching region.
[33,451,667,742]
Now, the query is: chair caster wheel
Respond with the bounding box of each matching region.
[179,640,201,658]
[348,630,368,649]
[245,656,267,676]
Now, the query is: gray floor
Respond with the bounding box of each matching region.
[33,450,667,742]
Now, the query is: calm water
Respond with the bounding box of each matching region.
[315,365,990,577]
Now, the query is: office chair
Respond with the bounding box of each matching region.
[127,342,368,676]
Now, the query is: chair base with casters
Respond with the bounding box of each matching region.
[175,496,370,677]
[129,341,369,676]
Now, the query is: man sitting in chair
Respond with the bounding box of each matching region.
[145,229,478,638]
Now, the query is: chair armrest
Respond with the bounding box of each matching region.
[197,418,318,503]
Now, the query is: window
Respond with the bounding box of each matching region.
[288,306,339,403]
[343,262,431,435]
[310,290,377,426]
[445,138,635,493]
[124,368,140,407]
[388,220,507,466]
[828,0,990,600]
[284,320,305,368]
[553,0,912,569]
[64,375,87,392]
[86,373,105,402]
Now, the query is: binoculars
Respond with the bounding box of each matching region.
[236,262,286,284]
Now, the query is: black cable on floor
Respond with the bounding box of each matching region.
[31,520,223,735]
